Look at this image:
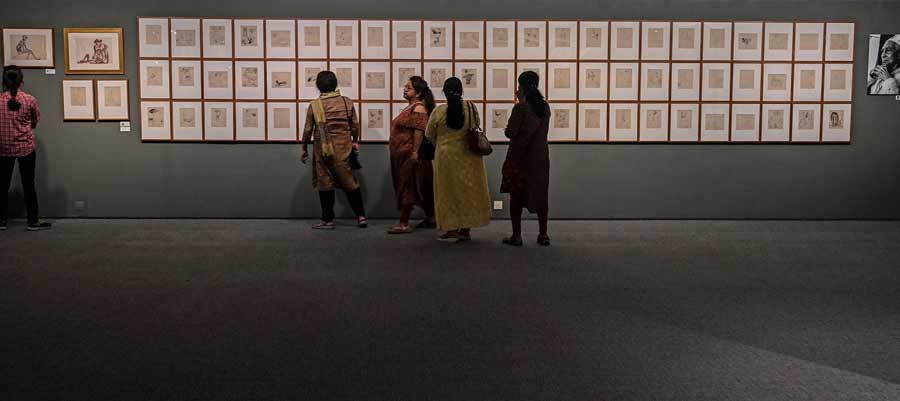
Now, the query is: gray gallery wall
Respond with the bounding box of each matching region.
[2,0,899,219]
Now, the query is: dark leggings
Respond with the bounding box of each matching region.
[318,188,366,222]
[509,191,548,238]
[1,151,39,224]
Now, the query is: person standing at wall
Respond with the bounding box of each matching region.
[387,76,436,234]
[301,70,367,229]
[501,71,551,246]
[424,77,491,243]
[0,66,51,231]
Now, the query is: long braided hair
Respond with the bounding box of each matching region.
[3,65,24,111]
[443,77,465,130]
[517,71,547,118]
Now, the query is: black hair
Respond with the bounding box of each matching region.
[315,70,338,93]
[443,77,464,130]
[518,71,547,118]
[409,76,436,115]
[3,65,23,111]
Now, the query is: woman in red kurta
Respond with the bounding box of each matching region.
[387,76,436,234]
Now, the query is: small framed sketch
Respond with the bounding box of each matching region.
[171,60,201,99]
[299,61,328,99]
[266,19,296,59]
[517,21,547,60]
[609,62,638,101]
[172,101,203,140]
[793,64,823,101]
[138,19,168,58]
[549,21,578,60]
[330,20,359,59]
[579,62,608,101]
[486,21,515,60]
[361,62,390,100]
[825,23,854,62]
[140,101,171,140]
[203,19,233,59]
[516,63,548,94]
[733,22,763,61]
[361,103,390,142]
[548,62,577,101]
[701,63,731,101]
[362,20,390,59]
[791,104,822,142]
[298,20,328,59]
[139,59,170,99]
[203,60,234,100]
[640,63,670,101]
[608,103,638,141]
[235,19,264,58]
[670,103,700,142]
[267,61,297,100]
[2,28,55,68]
[795,23,825,62]
[330,61,359,99]
[485,62,515,101]
[267,102,298,141]
[425,62,453,101]
[764,22,793,61]
[731,103,761,142]
[235,60,265,99]
[392,20,422,60]
[641,21,671,61]
[484,103,513,142]
[456,62,484,101]
[700,103,730,142]
[424,20,453,60]
[96,79,129,121]
[235,102,266,141]
[822,103,851,142]
[171,18,201,58]
[639,103,669,142]
[732,63,762,101]
[763,63,793,102]
[610,21,639,60]
[64,27,125,74]
[578,103,608,141]
[455,21,485,60]
[393,61,421,100]
[579,21,609,60]
[672,22,701,60]
[824,63,853,101]
[671,63,700,101]
[204,101,234,141]
[702,22,732,61]
[549,103,577,141]
[761,104,791,142]
[62,79,95,121]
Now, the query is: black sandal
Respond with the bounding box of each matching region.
[537,234,551,246]
[502,236,523,246]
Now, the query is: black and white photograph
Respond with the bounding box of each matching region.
[867,34,900,95]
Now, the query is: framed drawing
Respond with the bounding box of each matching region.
[610,21,639,60]
[204,101,234,140]
[486,21,515,60]
[578,103,608,141]
[700,103,730,142]
[578,62,608,101]
[234,19,264,59]
[639,103,669,142]
[763,63,792,102]
[266,60,296,100]
[640,62,670,101]
[609,62,638,101]
[672,22,701,60]
[361,103,390,142]
[62,79,95,121]
[267,102,298,141]
[424,20,453,60]
[579,21,609,61]
[516,62,548,94]
[362,20,390,59]
[392,20,422,60]
[671,63,700,101]
[265,19,296,59]
[455,21,485,60]
[456,62,484,100]
[485,62,515,101]
[792,63,823,101]
[822,103,851,142]
[393,61,421,100]
[825,23,854,62]
[701,63,731,101]
[2,28,55,68]
[549,21,578,60]
[670,103,700,142]
[702,22,732,61]
[171,101,203,140]
[733,22,763,61]
[866,34,898,96]
[138,19,168,58]
[64,27,125,74]
[824,63,853,101]
[361,61,390,100]
[139,59,170,99]
[330,61,359,99]
[96,79,129,121]
[608,103,638,141]
[732,63,762,101]
[140,101,171,140]
[517,21,547,60]
[171,60,201,99]
[329,19,359,59]
[641,21,671,61]
[731,103,761,142]
[425,62,453,100]
[202,19,233,59]
[549,103,577,141]
[761,103,791,142]
[171,18,201,58]
[299,61,328,99]
[548,62,577,101]
[202,60,234,100]
[235,60,265,99]
[791,104,822,142]
[764,22,793,61]
[484,103,513,142]
[236,102,266,141]
[795,22,825,62]
[298,20,328,59]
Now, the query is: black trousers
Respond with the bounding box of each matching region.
[1,151,39,223]
[318,188,366,222]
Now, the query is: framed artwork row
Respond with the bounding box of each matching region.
[62,79,130,121]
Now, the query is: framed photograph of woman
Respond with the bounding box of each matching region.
[64,27,124,74]
[867,34,900,96]
[2,28,55,68]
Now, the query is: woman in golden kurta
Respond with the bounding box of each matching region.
[424,77,491,243]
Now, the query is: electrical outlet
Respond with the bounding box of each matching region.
[73,201,86,217]
[895,95,900,101]
[493,200,504,210]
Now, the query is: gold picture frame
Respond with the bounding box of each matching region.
[64,27,125,74]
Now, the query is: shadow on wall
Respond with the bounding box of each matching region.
[5,137,67,219]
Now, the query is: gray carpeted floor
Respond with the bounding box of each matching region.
[1,219,899,401]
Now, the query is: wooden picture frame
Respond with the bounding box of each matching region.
[2,28,55,68]
[62,79,96,121]
[64,27,125,74]
[96,79,130,121]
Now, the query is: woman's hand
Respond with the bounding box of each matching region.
[301,149,309,164]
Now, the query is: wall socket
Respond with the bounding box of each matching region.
[493,200,504,210]
[73,200,86,216]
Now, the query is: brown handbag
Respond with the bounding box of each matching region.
[465,101,493,156]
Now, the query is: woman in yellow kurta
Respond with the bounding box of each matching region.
[425,77,491,242]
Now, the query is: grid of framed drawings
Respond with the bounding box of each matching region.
[137,18,855,143]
